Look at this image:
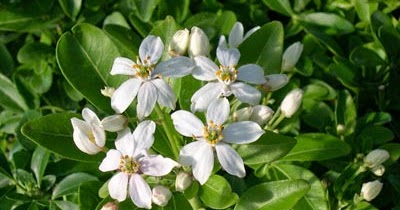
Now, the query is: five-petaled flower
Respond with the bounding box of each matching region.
[218,21,260,49]
[171,98,264,184]
[110,35,194,119]
[99,121,179,209]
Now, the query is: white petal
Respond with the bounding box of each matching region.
[110,57,136,76]
[82,108,101,125]
[264,74,289,91]
[230,82,261,105]
[99,149,122,172]
[171,110,203,137]
[115,129,134,156]
[216,47,240,67]
[151,79,176,110]
[229,22,244,48]
[190,82,223,113]
[71,118,102,155]
[139,35,163,64]
[101,115,127,132]
[222,121,264,144]
[206,98,229,125]
[218,36,228,49]
[140,155,179,176]
[193,56,218,81]
[133,120,156,152]
[108,172,128,202]
[179,141,214,185]
[237,64,267,84]
[243,26,260,40]
[215,143,245,177]
[111,78,142,113]
[153,56,194,78]
[129,174,152,209]
[282,42,303,72]
[92,123,106,147]
[137,81,157,120]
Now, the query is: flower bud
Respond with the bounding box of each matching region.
[262,74,289,92]
[251,105,274,125]
[360,180,383,201]
[371,165,385,176]
[101,202,118,210]
[282,42,303,72]
[188,26,210,58]
[168,29,190,56]
[101,86,115,98]
[152,185,172,207]
[101,114,127,132]
[280,88,303,118]
[364,149,390,169]
[175,172,193,192]
[233,107,252,122]
[336,124,346,135]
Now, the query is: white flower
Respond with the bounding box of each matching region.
[101,114,127,132]
[234,105,274,125]
[175,171,193,191]
[281,42,303,72]
[218,21,260,49]
[360,180,383,201]
[152,185,172,207]
[262,74,289,92]
[169,29,190,56]
[371,165,385,176]
[99,121,179,209]
[188,26,210,58]
[280,88,303,118]
[191,47,266,112]
[172,98,264,184]
[110,35,194,119]
[364,149,390,169]
[71,108,106,155]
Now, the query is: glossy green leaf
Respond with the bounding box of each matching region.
[350,46,386,67]
[262,0,294,16]
[237,130,296,165]
[53,200,79,210]
[132,0,159,22]
[58,0,82,20]
[30,146,50,186]
[335,90,357,136]
[0,110,23,134]
[103,12,130,28]
[234,179,310,210]
[300,12,354,35]
[200,175,239,209]
[301,99,334,131]
[358,125,394,146]
[128,13,151,37]
[215,10,237,35]
[159,0,190,23]
[183,12,217,38]
[56,23,124,113]
[282,133,351,161]
[104,24,141,59]
[52,172,98,199]
[303,80,336,101]
[304,27,343,56]
[329,62,359,90]
[78,181,102,210]
[0,73,28,112]
[380,143,400,165]
[179,76,202,111]
[239,21,284,74]
[21,113,104,162]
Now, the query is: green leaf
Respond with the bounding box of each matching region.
[132,0,160,22]
[282,133,351,161]
[150,16,178,59]
[329,62,359,90]
[358,125,394,146]
[103,11,131,29]
[128,13,151,37]
[350,46,386,67]
[58,0,82,20]
[78,181,102,210]
[215,10,237,35]
[335,90,357,136]
[56,23,124,113]
[179,76,202,111]
[53,200,79,210]
[0,43,14,76]
[153,193,192,210]
[0,73,28,112]
[303,80,336,101]
[21,113,104,162]
[300,12,354,35]
[237,130,296,165]
[304,27,343,56]
[234,179,310,210]
[301,99,334,131]
[239,21,284,74]
[200,175,239,209]
[262,0,294,16]
[104,24,141,59]
[52,172,98,199]
[379,143,400,165]
[159,0,190,23]
[30,146,50,187]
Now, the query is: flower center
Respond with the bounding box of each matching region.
[88,131,96,144]
[133,56,155,80]
[216,65,237,85]
[203,121,224,146]
[119,155,140,174]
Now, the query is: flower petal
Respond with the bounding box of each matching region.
[222,121,264,144]
[243,26,260,40]
[230,82,261,105]
[179,141,214,185]
[171,110,203,137]
[115,128,134,156]
[215,142,245,177]
[140,155,179,176]
[153,56,194,78]
[206,98,229,125]
[218,36,228,49]
[193,56,218,81]
[137,81,157,120]
[108,172,128,202]
[129,174,152,209]
[237,64,266,84]
[92,123,106,147]
[229,22,244,48]
[111,78,142,113]
[151,79,176,110]
[190,82,223,113]
[82,108,101,125]
[139,35,163,64]
[110,57,136,76]
[133,120,156,153]
[216,47,240,67]
[99,149,122,172]
[71,118,102,155]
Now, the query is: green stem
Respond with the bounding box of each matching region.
[154,104,180,160]
[187,195,205,210]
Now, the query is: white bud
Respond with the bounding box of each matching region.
[263,74,289,92]
[364,149,390,169]
[101,86,115,97]
[234,105,274,125]
[152,185,172,207]
[280,88,303,118]
[101,114,127,132]
[233,107,253,122]
[188,26,210,58]
[100,202,118,210]
[175,172,193,192]
[282,42,303,72]
[360,180,383,201]
[371,165,385,176]
[168,29,190,56]
[336,124,346,135]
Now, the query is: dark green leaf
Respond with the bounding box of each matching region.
[103,12,130,28]
[215,10,237,35]
[335,90,357,136]
[379,143,400,165]
[350,46,386,67]
[262,0,294,16]
[128,13,152,37]
[179,76,202,111]
[0,43,14,76]
[200,175,239,209]
[58,0,82,20]
[0,73,28,112]
[104,24,141,59]
[53,200,79,210]
[30,146,50,186]
[132,0,159,22]
[52,172,98,199]
[159,0,190,23]
[78,181,102,210]
[303,80,336,100]
[300,12,354,35]
[301,99,334,131]
[358,125,394,146]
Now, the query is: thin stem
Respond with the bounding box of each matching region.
[154,104,180,160]
[187,196,205,210]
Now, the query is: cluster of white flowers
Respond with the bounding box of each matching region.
[71,22,304,208]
